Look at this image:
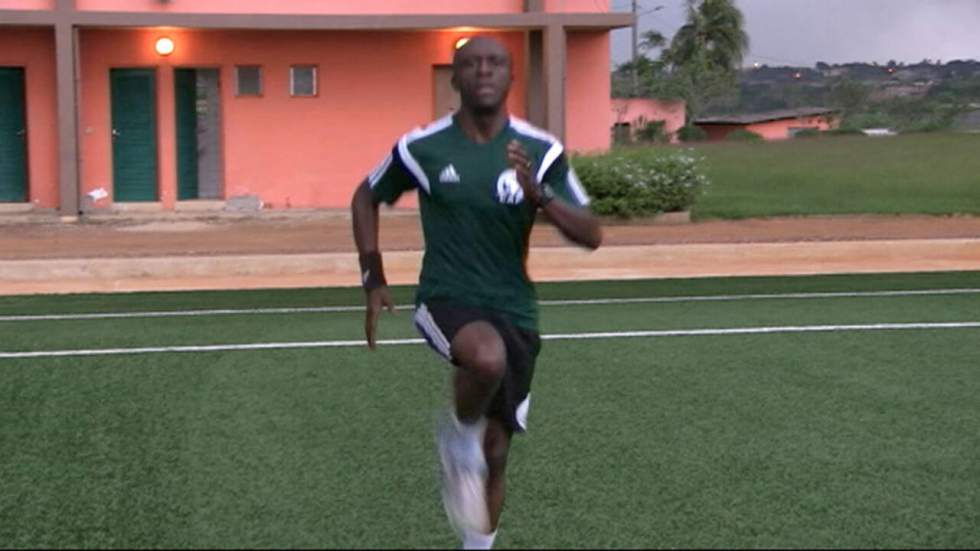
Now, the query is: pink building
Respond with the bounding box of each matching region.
[610,97,686,143]
[695,107,841,142]
[0,0,630,215]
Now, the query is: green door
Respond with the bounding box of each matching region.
[111,69,158,202]
[174,68,199,200]
[0,67,27,202]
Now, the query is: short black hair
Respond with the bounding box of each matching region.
[452,36,513,69]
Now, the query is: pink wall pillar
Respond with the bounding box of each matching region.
[156,63,177,208]
[565,31,611,153]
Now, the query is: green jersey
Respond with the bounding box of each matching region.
[367,114,591,331]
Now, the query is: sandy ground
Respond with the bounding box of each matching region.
[3,212,980,259]
[1,212,978,295]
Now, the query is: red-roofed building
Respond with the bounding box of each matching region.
[695,107,841,142]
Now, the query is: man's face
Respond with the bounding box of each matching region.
[452,38,513,114]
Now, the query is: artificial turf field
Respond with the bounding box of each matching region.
[1,271,978,549]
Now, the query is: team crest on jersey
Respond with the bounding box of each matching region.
[496,169,524,205]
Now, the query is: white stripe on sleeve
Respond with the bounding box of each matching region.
[566,167,591,206]
[368,152,394,188]
[536,141,564,183]
[398,136,430,194]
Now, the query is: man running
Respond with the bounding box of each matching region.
[350,36,602,549]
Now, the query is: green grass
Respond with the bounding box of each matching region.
[2,273,980,548]
[624,133,980,220]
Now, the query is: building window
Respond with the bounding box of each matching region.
[290,65,317,97]
[236,66,262,97]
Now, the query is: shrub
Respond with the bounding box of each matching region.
[572,151,710,218]
[725,129,764,142]
[635,120,669,143]
[793,128,822,138]
[825,126,865,136]
[899,114,954,133]
[844,112,896,129]
[677,125,708,142]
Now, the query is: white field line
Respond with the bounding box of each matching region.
[2,288,979,323]
[2,321,979,359]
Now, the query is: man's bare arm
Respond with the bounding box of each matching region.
[351,180,395,349]
[537,198,603,250]
[506,141,602,250]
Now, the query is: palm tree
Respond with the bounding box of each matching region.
[666,0,749,74]
[640,30,667,53]
[614,30,670,98]
[662,0,749,120]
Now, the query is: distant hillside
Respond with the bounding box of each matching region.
[710,59,980,119]
[741,59,980,87]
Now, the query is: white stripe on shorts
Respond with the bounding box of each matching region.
[413,303,452,360]
[515,394,531,431]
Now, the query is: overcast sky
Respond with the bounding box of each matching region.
[610,0,980,68]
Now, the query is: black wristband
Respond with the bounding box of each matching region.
[358,251,387,292]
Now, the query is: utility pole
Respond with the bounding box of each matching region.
[631,0,639,95]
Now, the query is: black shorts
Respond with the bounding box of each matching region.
[413,301,542,434]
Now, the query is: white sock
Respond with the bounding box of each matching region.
[453,413,487,444]
[462,529,497,550]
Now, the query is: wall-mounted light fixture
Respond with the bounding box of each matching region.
[454,37,470,50]
[155,37,175,56]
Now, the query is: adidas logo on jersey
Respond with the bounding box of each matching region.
[439,164,461,184]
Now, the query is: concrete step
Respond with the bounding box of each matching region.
[2,239,979,296]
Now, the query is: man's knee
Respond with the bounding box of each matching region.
[453,322,507,382]
[470,340,506,381]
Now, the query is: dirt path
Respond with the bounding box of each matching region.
[1,213,978,295]
[2,213,980,260]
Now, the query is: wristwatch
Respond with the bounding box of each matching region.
[538,183,556,207]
